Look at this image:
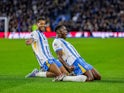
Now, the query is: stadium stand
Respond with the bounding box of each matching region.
[0,0,124,32]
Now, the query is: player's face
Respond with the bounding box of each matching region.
[60,26,68,39]
[37,20,46,31]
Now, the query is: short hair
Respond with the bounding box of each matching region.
[36,16,46,22]
[55,25,64,32]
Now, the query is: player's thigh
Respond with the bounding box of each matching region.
[53,59,69,75]
[78,59,94,79]
[73,58,93,75]
[46,71,56,77]
[49,63,62,76]
[53,59,62,68]
[42,59,61,76]
[79,58,93,70]
[73,61,86,75]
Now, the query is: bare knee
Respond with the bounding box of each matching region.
[91,68,101,80]
[49,64,62,76]
[84,70,94,81]
[96,74,101,80]
[59,66,69,75]
[86,77,94,81]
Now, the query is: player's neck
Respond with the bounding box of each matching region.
[57,35,65,39]
[38,27,45,32]
[38,29,44,32]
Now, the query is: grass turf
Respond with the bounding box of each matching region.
[0,38,124,93]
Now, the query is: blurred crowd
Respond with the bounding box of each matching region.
[0,0,124,32]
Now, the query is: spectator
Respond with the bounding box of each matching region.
[0,0,124,32]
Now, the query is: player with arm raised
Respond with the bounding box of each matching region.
[52,25,101,81]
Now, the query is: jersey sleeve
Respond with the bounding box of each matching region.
[52,39,63,52]
[29,31,38,42]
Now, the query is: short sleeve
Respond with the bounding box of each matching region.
[29,31,38,41]
[52,39,63,52]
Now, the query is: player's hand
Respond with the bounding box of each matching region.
[67,66,74,72]
[25,39,32,45]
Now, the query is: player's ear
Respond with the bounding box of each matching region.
[59,30,63,35]
[37,23,40,26]
[57,30,62,36]
[56,30,60,34]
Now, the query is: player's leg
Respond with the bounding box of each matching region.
[84,70,94,81]
[73,58,94,81]
[37,58,70,77]
[83,61,101,80]
[52,59,87,82]
[36,67,56,77]
[62,75,87,82]
[25,68,56,78]
[53,59,69,75]
[26,59,67,79]
[36,71,56,77]
[26,59,63,78]
[39,60,65,81]
[84,64,94,81]
[26,59,87,82]
[91,68,101,80]
[59,66,70,75]
[48,63,62,76]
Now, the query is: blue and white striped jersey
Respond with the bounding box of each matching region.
[52,38,80,66]
[30,30,54,66]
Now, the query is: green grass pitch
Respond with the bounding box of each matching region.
[0,38,124,93]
